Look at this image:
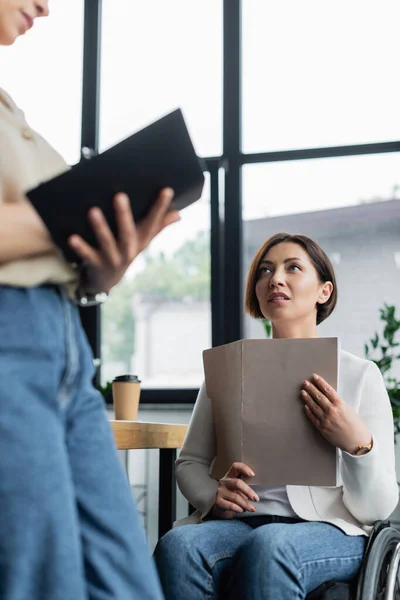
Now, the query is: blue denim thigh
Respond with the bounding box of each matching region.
[154,519,253,600]
[228,521,366,600]
[0,286,163,600]
[65,302,164,600]
[0,286,86,600]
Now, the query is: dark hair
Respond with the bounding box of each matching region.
[245,233,337,326]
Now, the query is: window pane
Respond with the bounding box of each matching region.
[0,1,84,165]
[242,0,400,153]
[243,154,400,357]
[101,176,211,389]
[100,0,222,157]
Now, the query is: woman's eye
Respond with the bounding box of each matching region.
[288,264,301,272]
[259,267,271,274]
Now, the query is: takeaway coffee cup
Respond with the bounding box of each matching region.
[112,374,141,420]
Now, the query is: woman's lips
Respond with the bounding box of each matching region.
[268,297,289,303]
[20,11,34,33]
[268,294,290,303]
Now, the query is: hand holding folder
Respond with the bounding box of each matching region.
[213,462,259,518]
[68,187,180,294]
[203,338,340,487]
[27,109,205,264]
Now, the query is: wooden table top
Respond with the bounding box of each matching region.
[110,420,188,450]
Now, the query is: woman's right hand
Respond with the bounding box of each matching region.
[69,188,179,294]
[212,462,259,520]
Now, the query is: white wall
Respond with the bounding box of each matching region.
[132,298,211,388]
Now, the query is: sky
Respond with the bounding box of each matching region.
[0,0,398,260]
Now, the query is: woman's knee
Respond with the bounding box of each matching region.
[155,525,200,561]
[240,524,297,563]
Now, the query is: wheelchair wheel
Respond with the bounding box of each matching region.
[357,527,400,599]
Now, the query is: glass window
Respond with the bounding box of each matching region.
[100,0,223,157]
[0,1,84,165]
[242,0,400,153]
[242,153,400,357]
[101,175,211,389]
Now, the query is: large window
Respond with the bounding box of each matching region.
[243,155,400,356]
[100,0,222,157]
[240,0,400,363]
[101,180,211,389]
[0,1,84,165]
[242,153,400,222]
[242,0,400,153]
[99,2,220,389]
[33,1,397,404]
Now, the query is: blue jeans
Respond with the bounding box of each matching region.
[0,285,163,600]
[154,516,366,599]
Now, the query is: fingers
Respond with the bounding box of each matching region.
[157,209,180,233]
[216,497,253,514]
[215,497,246,514]
[68,206,121,270]
[301,389,324,422]
[224,477,259,502]
[301,379,331,413]
[113,192,180,261]
[69,188,179,271]
[217,461,259,515]
[311,374,339,404]
[136,188,176,251]
[113,193,138,264]
[226,462,255,480]
[216,487,256,514]
[113,189,179,258]
[89,207,122,265]
[304,404,321,429]
[68,231,105,270]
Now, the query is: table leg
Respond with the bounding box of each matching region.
[124,449,129,474]
[158,448,177,539]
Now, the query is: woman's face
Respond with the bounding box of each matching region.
[0,0,48,46]
[255,242,332,326]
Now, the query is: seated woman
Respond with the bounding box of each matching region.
[154,232,399,600]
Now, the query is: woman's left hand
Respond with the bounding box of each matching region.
[301,374,372,455]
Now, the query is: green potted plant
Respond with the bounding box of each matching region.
[99,380,113,404]
[261,318,272,338]
[365,304,400,438]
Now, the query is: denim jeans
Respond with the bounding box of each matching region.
[0,285,163,600]
[154,515,366,600]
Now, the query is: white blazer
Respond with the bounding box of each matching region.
[175,350,399,536]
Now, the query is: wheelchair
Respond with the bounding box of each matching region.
[308,521,400,600]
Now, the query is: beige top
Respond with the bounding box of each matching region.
[0,88,78,294]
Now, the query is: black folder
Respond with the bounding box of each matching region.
[27,109,206,264]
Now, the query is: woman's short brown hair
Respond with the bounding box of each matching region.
[245,233,338,326]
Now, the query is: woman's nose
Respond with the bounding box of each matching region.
[34,0,49,17]
[269,269,285,287]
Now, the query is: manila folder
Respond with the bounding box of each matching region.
[203,338,339,486]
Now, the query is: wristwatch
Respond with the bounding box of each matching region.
[75,290,109,307]
[353,441,373,456]
[74,265,109,307]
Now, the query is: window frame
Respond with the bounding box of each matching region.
[80,0,400,404]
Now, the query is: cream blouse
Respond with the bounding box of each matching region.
[0,88,78,295]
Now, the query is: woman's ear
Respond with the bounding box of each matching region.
[317,281,333,305]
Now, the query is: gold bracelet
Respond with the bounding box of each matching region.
[353,441,373,456]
